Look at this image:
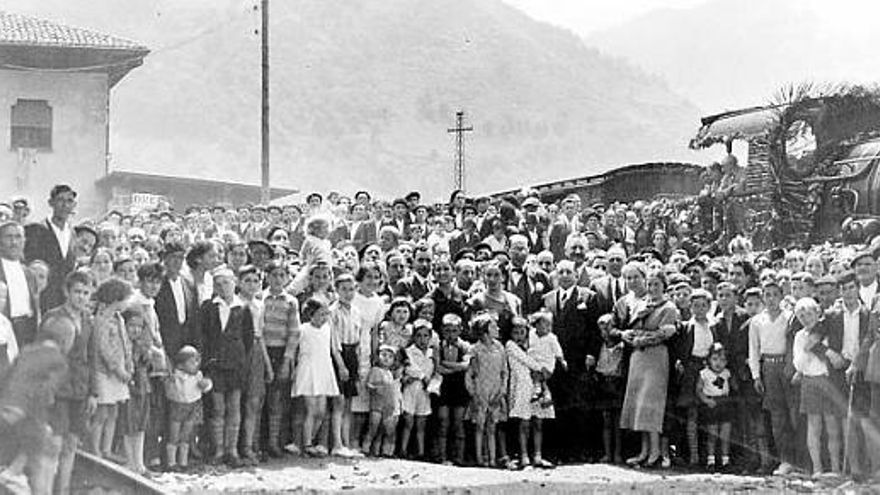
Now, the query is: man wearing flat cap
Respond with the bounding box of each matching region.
[851,251,880,309]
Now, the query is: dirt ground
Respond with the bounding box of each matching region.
[150,457,877,494]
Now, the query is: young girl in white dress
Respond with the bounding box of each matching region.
[351,262,388,450]
[293,297,348,457]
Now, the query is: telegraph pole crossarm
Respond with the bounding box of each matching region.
[447,110,473,192]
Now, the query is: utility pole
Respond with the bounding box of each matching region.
[447,110,473,192]
[260,0,270,204]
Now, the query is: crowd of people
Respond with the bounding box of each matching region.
[3,179,880,494]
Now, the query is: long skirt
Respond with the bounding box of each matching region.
[619,345,668,433]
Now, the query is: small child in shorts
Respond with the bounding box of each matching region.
[165,346,213,472]
[365,344,402,457]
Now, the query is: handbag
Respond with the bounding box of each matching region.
[596,342,624,377]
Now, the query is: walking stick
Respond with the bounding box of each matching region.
[843,379,855,475]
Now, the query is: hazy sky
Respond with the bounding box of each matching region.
[503,0,709,35]
[503,0,880,36]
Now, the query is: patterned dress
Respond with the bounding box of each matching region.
[506,340,554,419]
[465,339,508,424]
[94,311,132,405]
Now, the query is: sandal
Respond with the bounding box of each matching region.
[533,458,555,469]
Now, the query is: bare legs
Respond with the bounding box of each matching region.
[89,404,118,458]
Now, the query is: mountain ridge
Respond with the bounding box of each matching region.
[6,0,701,200]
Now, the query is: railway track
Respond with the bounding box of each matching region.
[71,451,167,495]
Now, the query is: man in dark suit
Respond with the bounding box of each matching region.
[711,282,752,370]
[541,260,601,462]
[449,218,481,259]
[24,185,78,314]
[155,242,200,358]
[815,271,878,476]
[352,201,386,251]
[390,198,412,240]
[0,221,40,346]
[394,245,433,301]
[521,209,547,254]
[590,245,627,315]
[548,195,580,262]
[507,234,550,315]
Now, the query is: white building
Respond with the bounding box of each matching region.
[0,11,148,218]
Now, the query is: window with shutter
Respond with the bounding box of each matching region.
[10,99,52,150]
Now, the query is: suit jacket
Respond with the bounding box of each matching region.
[507,265,550,315]
[477,214,498,241]
[814,306,874,373]
[548,220,572,262]
[590,275,625,316]
[200,299,254,372]
[155,275,200,356]
[541,286,601,410]
[521,225,547,254]
[449,231,480,258]
[352,221,378,251]
[393,274,432,302]
[541,286,602,368]
[391,217,411,240]
[24,219,77,313]
[0,259,40,322]
[328,223,351,248]
[710,307,752,382]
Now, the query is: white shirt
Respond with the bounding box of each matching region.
[860,280,878,306]
[1,258,32,318]
[196,274,212,304]
[700,368,731,398]
[748,309,792,380]
[690,317,714,358]
[214,296,243,331]
[793,328,828,377]
[169,276,187,325]
[247,297,264,338]
[48,218,72,258]
[609,276,624,303]
[0,314,19,364]
[510,267,523,288]
[842,304,862,362]
[528,329,564,373]
[558,286,574,307]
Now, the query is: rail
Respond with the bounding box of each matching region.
[72,450,167,495]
